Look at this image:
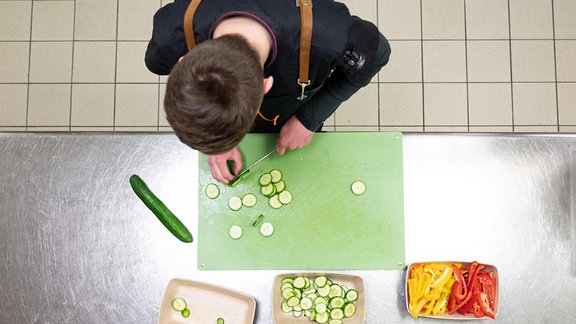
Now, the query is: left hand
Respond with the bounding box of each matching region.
[276,115,314,155]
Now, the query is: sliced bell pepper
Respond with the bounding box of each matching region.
[479,291,496,319]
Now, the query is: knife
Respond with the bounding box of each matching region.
[229,149,275,186]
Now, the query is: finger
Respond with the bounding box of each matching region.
[208,159,228,184]
[230,149,243,175]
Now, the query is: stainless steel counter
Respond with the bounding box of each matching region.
[0,133,575,323]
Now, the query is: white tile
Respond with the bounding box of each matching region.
[0,127,27,132]
[379,126,424,132]
[423,41,466,82]
[0,1,32,41]
[31,1,74,40]
[339,0,377,26]
[469,126,514,133]
[29,42,73,83]
[115,84,159,126]
[379,41,421,82]
[75,0,118,41]
[511,40,555,82]
[513,125,558,132]
[559,126,576,132]
[334,126,380,132]
[71,84,115,126]
[159,83,170,127]
[468,83,512,126]
[467,41,511,82]
[0,42,29,83]
[509,0,553,39]
[116,42,159,83]
[334,84,379,126]
[465,0,510,40]
[26,127,71,132]
[558,83,576,125]
[378,0,421,40]
[114,126,160,132]
[424,126,469,132]
[27,84,71,127]
[70,127,115,132]
[73,41,117,82]
[554,0,576,39]
[118,0,158,40]
[424,83,468,126]
[0,84,28,126]
[555,40,576,82]
[512,83,557,126]
[379,83,423,126]
[422,0,465,39]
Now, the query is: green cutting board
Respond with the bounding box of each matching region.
[197,132,405,270]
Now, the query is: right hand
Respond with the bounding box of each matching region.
[207,147,243,184]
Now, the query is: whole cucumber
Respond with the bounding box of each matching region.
[129,174,193,243]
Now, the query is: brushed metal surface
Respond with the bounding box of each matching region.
[0,132,575,323]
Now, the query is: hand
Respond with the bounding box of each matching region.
[207,147,243,184]
[276,115,314,155]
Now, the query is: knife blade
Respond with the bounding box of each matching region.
[234,149,276,179]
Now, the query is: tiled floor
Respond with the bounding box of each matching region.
[0,0,575,133]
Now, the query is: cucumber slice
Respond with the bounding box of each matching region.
[261,183,276,197]
[293,276,306,289]
[300,297,313,310]
[343,302,356,318]
[172,297,187,311]
[269,194,282,209]
[315,276,328,288]
[281,300,293,313]
[330,308,344,320]
[205,183,220,199]
[315,302,327,313]
[241,193,257,207]
[228,225,243,239]
[270,169,282,183]
[345,289,358,302]
[351,180,366,195]
[330,297,345,309]
[315,311,329,323]
[259,173,272,186]
[273,180,286,193]
[259,221,274,237]
[228,196,242,211]
[278,190,293,205]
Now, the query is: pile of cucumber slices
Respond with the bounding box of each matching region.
[259,169,292,209]
[280,275,358,323]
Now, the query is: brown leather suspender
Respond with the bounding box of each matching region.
[183,0,313,101]
[296,0,313,100]
[184,0,202,50]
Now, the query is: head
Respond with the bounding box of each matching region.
[164,34,268,154]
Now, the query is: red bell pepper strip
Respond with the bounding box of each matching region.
[479,291,496,319]
[449,262,485,314]
[447,280,459,312]
[451,264,467,300]
[472,302,485,318]
[457,279,481,315]
[477,272,496,310]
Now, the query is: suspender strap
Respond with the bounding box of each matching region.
[184,0,202,51]
[296,0,313,100]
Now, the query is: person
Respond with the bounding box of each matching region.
[145,0,391,183]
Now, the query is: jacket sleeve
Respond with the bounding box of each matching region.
[145,40,172,75]
[295,21,391,131]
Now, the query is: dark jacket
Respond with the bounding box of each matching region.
[146,0,389,131]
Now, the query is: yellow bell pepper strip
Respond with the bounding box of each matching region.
[408,263,457,318]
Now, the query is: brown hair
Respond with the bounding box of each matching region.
[164,34,264,154]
